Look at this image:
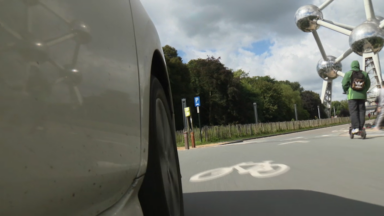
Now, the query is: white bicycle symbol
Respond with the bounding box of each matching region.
[190,160,290,183]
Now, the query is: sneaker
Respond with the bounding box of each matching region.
[351,128,359,134]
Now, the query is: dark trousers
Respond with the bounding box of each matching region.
[348,99,366,130]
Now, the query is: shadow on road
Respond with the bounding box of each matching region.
[364,137,380,139]
[184,190,384,216]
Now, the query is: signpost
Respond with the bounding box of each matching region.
[195,96,202,143]
[183,107,190,149]
[184,107,195,148]
[294,104,298,121]
[317,105,321,119]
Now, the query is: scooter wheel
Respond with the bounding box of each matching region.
[350,133,354,139]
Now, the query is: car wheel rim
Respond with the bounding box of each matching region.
[156,98,181,215]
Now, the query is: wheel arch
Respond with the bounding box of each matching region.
[150,49,174,114]
[130,0,176,179]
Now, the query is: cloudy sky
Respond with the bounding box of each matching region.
[140,0,384,101]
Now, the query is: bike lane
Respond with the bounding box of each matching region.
[179,128,384,215]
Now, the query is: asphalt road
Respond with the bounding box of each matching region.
[178,121,384,216]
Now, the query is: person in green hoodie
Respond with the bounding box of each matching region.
[342,60,370,134]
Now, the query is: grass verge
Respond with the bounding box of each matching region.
[177,121,354,148]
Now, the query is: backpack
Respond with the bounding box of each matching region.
[350,70,365,91]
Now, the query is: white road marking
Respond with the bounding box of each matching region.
[332,130,349,133]
[224,140,263,146]
[278,141,309,146]
[284,137,303,141]
[315,134,334,138]
[243,140,265,144]
[190,161,290,182]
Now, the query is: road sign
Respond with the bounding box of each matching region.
[194,96,200,107]
[184,107,191,117]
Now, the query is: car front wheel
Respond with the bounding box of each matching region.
[138,76,184,216]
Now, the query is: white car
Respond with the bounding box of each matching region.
[0,0,183,215]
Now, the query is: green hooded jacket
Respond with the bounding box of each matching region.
[342,60,370,100]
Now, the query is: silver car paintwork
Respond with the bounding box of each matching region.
[0,0,165,215]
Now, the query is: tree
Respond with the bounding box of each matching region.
[188,56,241,125]
[301,90,327,119]
[236,74,287,122]
[332,100,349,117]
[279,80,304,94]
[163,45,192,130]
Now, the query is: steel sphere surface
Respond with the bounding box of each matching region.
[295,5,323,32]
[64,65,83,85]
[17,34,49,63]
[317,55,342,81]
[71,20,92,44]
[349,21,384,56]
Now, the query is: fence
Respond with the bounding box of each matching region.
[175,117,351,146]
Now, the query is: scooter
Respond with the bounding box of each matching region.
[349,126,366,139]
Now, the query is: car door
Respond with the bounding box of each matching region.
[0,0,141,215]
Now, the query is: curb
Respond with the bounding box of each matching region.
[220,123,353,146]
[178,122,355,150]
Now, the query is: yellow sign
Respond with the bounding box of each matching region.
[184,107,191,117]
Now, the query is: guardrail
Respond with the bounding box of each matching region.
[175,117,351,146]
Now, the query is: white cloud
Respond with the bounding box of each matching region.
[140,0,384,101]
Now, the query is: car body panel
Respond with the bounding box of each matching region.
[0,0,142,215]
[130,0,171,178]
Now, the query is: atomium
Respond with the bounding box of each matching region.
[295,0,384,116]
[0,0,91,106]
[71,20,92,44]
[295,5,323,32]
[317,56,342,81]
[349,20,384,56]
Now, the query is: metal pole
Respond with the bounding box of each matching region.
[335,48,353,64]
[197,107,202,143]
[189,117,196,148]
[253,102,258,124]
[364,0,376,21]
[323,19,354,31]
[294,104,298,121]
[183,132,189,150]
[312,31,328,61]
[181,98,187,131]
[317,20,352,36]
[318,105,321,119]
[318,0,334,11]
[333,106,336,116]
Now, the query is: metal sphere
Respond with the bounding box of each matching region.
[295,5,323,32]
[71,20,92,44]
[317,55,342,81]
[17,34,49,63]
[64,65,83,85]
[349,21,384,56]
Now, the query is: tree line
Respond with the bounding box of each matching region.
[163,45,350,130]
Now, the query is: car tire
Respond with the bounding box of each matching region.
[138,76,184,216]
